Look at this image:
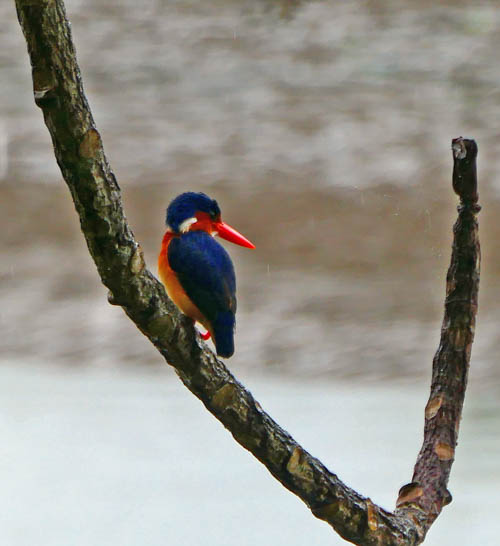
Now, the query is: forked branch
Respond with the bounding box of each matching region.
[15,1,480,544]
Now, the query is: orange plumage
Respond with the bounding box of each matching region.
[158,231,213,336]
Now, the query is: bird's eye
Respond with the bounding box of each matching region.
[209,210,218,220]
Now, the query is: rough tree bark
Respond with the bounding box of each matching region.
[15,1,480,544]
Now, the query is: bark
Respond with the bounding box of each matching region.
[15,1,480,544]
[395,137,480,538]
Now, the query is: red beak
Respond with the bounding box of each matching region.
[215,221,255,249]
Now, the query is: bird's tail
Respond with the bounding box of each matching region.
[213,311,235,358]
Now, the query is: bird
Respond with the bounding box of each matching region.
[158,192,255,358]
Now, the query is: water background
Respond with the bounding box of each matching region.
[1,1,500,544]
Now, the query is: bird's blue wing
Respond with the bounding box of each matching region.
[168,231,237,327]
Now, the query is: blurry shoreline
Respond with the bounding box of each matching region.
[2,179,499,382]
[2,0,500,379]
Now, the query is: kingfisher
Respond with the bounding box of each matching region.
[158,192,255,358]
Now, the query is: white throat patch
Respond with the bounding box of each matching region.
[179,216,198,233]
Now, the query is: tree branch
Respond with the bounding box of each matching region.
[15,1,480,544]
[395,137,480,538]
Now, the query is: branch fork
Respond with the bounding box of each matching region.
[15,2,480,544]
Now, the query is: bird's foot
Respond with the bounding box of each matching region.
[200,330,211,340]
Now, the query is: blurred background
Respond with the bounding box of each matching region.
[1,0,500,544]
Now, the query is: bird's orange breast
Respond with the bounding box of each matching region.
[158,232,211,332]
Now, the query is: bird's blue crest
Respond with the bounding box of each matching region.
[166,192,221,232]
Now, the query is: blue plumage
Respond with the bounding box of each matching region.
[166,192,220,232]
[168,231,236,357]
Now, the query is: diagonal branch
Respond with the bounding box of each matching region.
[15,1,480,544]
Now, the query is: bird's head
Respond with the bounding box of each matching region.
[165,192,255,249]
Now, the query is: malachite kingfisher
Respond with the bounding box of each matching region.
[158,192,255,358]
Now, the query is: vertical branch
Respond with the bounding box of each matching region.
[396,138,480,539]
